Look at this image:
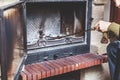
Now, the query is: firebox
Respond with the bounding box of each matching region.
[26,0,92,63]
[27,2,86,49]
[0,0,92,80]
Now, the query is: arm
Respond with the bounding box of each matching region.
[94,20,111,44]
[94,20,111,32]
[94,20,120,43]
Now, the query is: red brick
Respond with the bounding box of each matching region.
[44,61,58,76]
[32,63,46,79]
[37,63,51,78]
[20,53,106,80]
[30,64,42,79]
[24,70,32,80]
[20,71,27,80]
[25,65,37,80]
[48,60,63,74]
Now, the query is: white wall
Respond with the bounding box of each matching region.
[103,0,111,21]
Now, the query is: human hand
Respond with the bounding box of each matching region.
[100,34,108,44]
[94,20,111,33]
[114,0,120,8]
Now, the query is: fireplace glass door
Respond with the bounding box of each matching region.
[0,2,26,80]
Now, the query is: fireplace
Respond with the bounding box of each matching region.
[25,0,92,64]
[0,0,92,80]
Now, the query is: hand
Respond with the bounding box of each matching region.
[94,20,111,32]
[100,36,108,44]
[114,0,120,8]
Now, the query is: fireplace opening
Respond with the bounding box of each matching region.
[26,2,86,49]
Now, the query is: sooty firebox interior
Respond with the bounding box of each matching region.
[26,2,86,49]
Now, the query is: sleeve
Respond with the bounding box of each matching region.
[108,22,120,38]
